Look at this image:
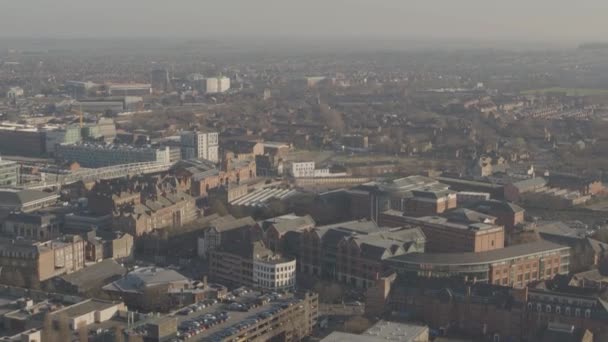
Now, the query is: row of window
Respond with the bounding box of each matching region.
[529,302,591,318]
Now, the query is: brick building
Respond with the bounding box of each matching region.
[298,220,425,288]
[379,210,504,253]
[368,277,608,341]
[386,240,570,287]
[0,235,85,286]
[112,191,198,236]
[468,199,525,232]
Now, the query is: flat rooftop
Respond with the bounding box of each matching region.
[321,321,428,342]
[54,299,118,318]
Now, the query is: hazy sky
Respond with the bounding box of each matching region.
[2,0,608,42]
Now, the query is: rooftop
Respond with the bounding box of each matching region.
[53,299,119,319]
[102,267,190,294]
[389,240,569,266]
[321,320,429,342]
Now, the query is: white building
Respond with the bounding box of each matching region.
[6,87,24,99]
[218,77,231,93]
[253,256,296,291]
[205,77,231,94]
[180,130,219,162]
[205,78,219,94]
[290,161,315,178]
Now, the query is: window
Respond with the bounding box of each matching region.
[536,304,542,312]
[555,306,561,314]
[546,305,551,313]
[575,308,581,317]
[585,309,591,318]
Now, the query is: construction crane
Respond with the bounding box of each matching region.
[70,104,84,128]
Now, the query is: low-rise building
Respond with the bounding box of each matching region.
[197,216,256,257]
[321,320,429,342]
[386,240,570,287]
[0,158,19,187]
[55,143,170,168]
[0,189,59,213]
[298,220,426,287]
[468,199,525,232]
[113,191,197,236]
[379,210,504,253]
[52,259,127,295]
[103,266,216,312]
[0,235,85,286]
[2,212,61,241]
[209,239,296,291]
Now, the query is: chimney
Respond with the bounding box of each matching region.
[203,276,208,288]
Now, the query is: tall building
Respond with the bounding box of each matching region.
[218,76,231,93]
[180,130,219,162]
[205,77,219,94]
[0,125,45,157]
[151,69,171,93]
[0,157,19,186]
[204,76,230,94]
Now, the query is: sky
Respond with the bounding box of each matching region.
[1,0,608,43]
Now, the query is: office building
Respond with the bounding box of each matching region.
[180,130,219,162]
[106,83,151,96]
[379,210,505,253]
[55,143,170,168]
[124,291,318,341]
[2,212,61,241]
[0,235,85,286]
[0,157,19,186]
[151,69,171,93]
[253,255,297,291]
[0,125,46,157]
[44,126,82,155]
[386,240,570,287]
[204,76,231,94]
[290,161,315,178]
[64,80,99,98]
[0,189,59,212]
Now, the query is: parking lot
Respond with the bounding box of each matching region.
[168,290,297,341]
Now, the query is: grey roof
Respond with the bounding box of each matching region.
[510,177,547,191]
[470,199,524,214]
[321,321,429,342]
[58,259,126,291]
[102,266,189,293]
[382,211,501,232]
[586,238,608,254]
[535,221,590,239]
[259,214,315,234]
[444,208,497,224]
[210,216,256,232]
[389,240,569,266]
[0,189,58,207]
[315,219,383,236]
